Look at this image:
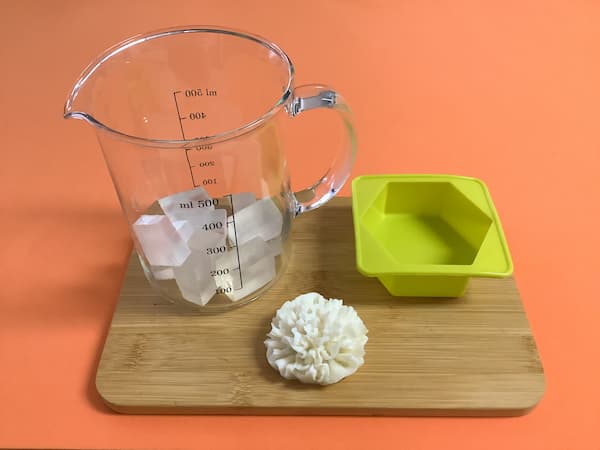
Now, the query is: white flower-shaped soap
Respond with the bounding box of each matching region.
[264,292,368,385]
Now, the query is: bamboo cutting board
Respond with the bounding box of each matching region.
[96,198,544,416]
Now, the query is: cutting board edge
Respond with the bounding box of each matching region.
[96,395,545,417]
[95,371,546,417]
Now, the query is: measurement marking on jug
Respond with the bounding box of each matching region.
[226,193,244,289]
[211,268,230,276]
[172,91,198,186]
[173,89,242,291]
[189,112,207,120]
[172,92,187,140]
[206,245,227,255]
[198,198,218,208]
[184,151,197,186]
[202,220,223,231]
[184,88,218,97]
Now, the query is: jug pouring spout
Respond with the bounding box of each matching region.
[63,107,96,125]
[63,68,100,126]
[63,32,134,131]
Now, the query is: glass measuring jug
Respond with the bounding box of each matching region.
[64,26,356,311]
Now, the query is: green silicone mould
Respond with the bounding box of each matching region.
[351,175,513,297]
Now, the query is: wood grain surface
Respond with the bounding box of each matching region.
[96,198,544,416]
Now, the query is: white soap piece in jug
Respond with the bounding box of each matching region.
[226,192,257,246]
[173,220,194,243]
[150,266,175,280]
[212,238,269,292]
[133,215,191,267]
[158,187,215,225]
[212,236,279,288]
[173,250,217,306]
[187,209,227,251]
[264,293,368,385]
[230,192,256,212]
[225,255,277,302]
[265,236,283,256]
[227,197,283,246]
[226,220,237,247]
[231,237,273,266]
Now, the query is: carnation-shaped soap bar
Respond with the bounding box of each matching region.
[264,293,368,385]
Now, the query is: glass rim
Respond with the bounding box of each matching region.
[64,25,295,148]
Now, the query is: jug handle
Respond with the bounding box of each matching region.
[286,84,357,216]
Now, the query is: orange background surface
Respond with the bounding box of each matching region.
[1,1,599,449]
